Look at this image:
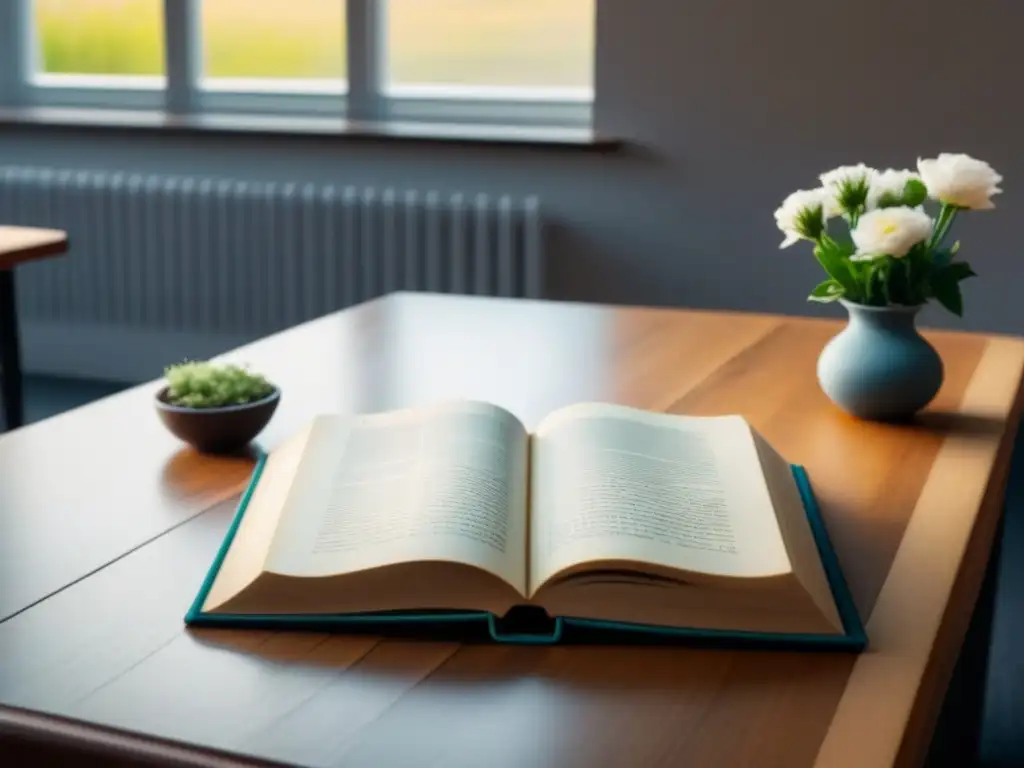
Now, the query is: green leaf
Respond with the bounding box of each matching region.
[902,178,928,207]
[875,261,892,305]
[848,258,880,305]
[943,261,977,282]
[867,261,891,306]
[808,279,844,303]
[814,237,861,301]
[950,240,960,255]
[859,261,877,305]
[931,248,955,271]
[887,256,910,304]
[930,269,965,316]
[901,244,931,304]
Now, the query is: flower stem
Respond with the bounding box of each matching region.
[928,205,950,249]
[929,204,959,251]
[935,206,959,250]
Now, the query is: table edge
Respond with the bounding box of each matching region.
[814,336,1024,767]
[4,298,1023,768]
[0,704,274,768]
[0,227,69,269]
[363,293,1024,344]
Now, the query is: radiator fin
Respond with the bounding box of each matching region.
[0,167,545,336]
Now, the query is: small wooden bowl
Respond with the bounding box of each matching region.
[155,386,280,454]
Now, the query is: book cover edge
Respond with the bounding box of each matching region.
[185,459,867,651]
[792,463,868,647]
[183,451,270,625]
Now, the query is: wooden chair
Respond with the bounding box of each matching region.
[0,226,68,431]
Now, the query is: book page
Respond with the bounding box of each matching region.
[265,401,530,595]
[529,403,793,594]
[201,424,315,613]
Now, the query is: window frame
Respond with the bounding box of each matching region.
[0,0,593,129]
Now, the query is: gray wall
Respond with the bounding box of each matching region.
[1,0,1022,333]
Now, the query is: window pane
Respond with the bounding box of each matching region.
[386,0,594,92]
[34,0,165,76]
[201,0,345,82]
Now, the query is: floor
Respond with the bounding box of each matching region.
[14,375,1024,766]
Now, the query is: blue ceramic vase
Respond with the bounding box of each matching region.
[817,300,944,421]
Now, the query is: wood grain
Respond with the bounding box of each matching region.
[0,496,854,768]
[0,225,67,269]
[0,296,778,621]
[816,338,1024,768]
[0,422,256,620]
[0,292,1021,768]
[671,319,986,619]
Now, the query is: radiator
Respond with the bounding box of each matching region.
[0,166,544,380]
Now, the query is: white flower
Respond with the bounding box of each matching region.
[820,163,876,214]
[868,168,922,210]
[851,206,934,261]
[820,163,876,191]
[774,188,827,248]
[917,153,1003,210]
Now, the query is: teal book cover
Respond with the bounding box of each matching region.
[185,455,867,651]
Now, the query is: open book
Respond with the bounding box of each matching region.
[193,401,857,640]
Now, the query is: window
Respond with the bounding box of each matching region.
[386,0,593,98]
[201,0,345,93]
[32,0,165,88]
[4,0,594,129]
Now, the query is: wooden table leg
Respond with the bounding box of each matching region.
[0,268,23,431]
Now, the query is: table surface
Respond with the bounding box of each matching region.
[1,292,1022,768]
[0,225,68,269]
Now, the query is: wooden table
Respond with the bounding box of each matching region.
[0,225,69,430]
[1,292,1022,768]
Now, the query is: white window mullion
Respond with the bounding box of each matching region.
[0,0,31,106]
[164,0,199,114]
[345,0,383,121]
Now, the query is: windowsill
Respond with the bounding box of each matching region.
[0,106,621,150]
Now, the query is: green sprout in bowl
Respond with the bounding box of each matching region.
[164,361,276,409]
